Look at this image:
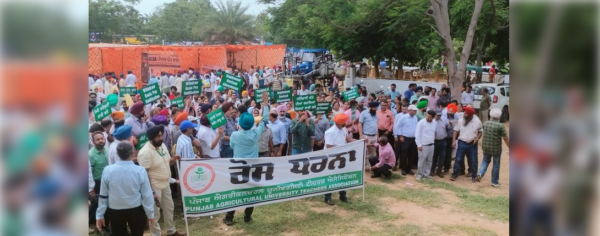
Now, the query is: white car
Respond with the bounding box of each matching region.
[472,83,510,122]
[470,66,507,83]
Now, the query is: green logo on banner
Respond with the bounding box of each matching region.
[221,73,244,91]
[119,86,137,97]
[254,87,272,103]
[183,80,202,96]
[136,133,148,150]
[274,89,293,103]
[93,101,111,121]
[343,89,359,101]
[314,102,331,115]
[171,97,184,108]
[139,83,161,105]
[293,94,317,111]
[207,108,227,129]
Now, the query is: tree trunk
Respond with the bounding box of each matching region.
[475,34,486,83]
[372,57,380,78]
[397,56,404,79]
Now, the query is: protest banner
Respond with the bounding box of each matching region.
[135,134,148,150]
[293,94,317,111]
[178,140,365,217]
[221,73,244,91]
[182,80,202,96]
[206,108,227,129]
[342,89,359,101]
[171,97,184,108]
[274,89,293,103]
[139,83,161,105]
[254,87,271,103]
[119,86,137,97]
[93,101,111,121]
[314,102,331,115]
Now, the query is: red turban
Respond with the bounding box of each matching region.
[129,102,144,115]
[447,104,458,113]
[158,109,169,117]
[463,106,475,116]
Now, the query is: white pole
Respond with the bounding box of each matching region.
[363,139,368,202]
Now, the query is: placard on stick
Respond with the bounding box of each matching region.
[254,87,272,103]
[139,83,161,105]
[206,108,227,129]
[182,80,202,96]
[93,101,111,121]
[274,89,293,103]
[293,94,317,111]
[221,73,244,91]
[171,97,184,108]
[314,102,331,115]
[119,86,138,97]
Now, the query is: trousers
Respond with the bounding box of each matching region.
[150,187,176,236]
[399,137,417,172]
[109,206,147,236]
[368,156,392,178]
[417,144,434,178]
[431,139,448,173]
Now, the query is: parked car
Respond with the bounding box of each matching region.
[472,83,510,122]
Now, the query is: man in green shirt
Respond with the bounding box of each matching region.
[290,110,315,154]
[476,108,509,187]
[88,131,109,229]
[479,88,491,123]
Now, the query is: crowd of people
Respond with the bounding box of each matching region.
[88,68,509,235]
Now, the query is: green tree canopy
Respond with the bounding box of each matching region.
[145,0,214,43]
[194,0,259,44]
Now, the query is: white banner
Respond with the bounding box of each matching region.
[178,140,366,216]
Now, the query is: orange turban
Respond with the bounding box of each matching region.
[174,112,189,126]
[333,113,349,124]
[110,111,125,120]
[447,104,458,113]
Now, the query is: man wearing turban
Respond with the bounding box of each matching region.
[450,106,483,182]
[124,102,151,137]
[323,113,356,206]
[137,125,185,236]
[107,125,132,165]
[416,99,428,121]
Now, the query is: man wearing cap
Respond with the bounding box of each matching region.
[220,102,236,158]
[359,101,379,158]
[395,105,419,175]
[125,102,151,137]
[290,110,315,155]
[451,106,482,182]
[430,111,449,178]
[108,125,133,165]
[176,120,198,159]
[323,113,356,205]
[376,100,395,153]
[223,111,268,225]
[125,70,136,87]
[415,110,437,180]
[416,99,428,121]
[137,125,185,236]
[476,108,509,187]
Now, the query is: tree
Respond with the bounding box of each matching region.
[195,0,259,44]
[89,0,144,43]
[427,0,484,100]
[145,0,214,43]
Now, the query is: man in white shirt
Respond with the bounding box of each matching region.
[89,75,95,90]
[169,73,176,87]
[296,84,310,95]
[461,85,474,106]
[196,115,223,158]
[174,73,184,93]
[450,106,482,182]
[125,70,137,86]
[160,72,170,93]
[323,113,355,206]
[415,110,438,180]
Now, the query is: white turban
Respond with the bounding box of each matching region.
[490,108,502,119]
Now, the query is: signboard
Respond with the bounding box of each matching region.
[221,73,244,91]
[148,53,181,69]
[343,89,359,101]
[93,101,111,121]
[314,102,331,115]
[274,89,293,103]
[119,86,137,97]
[182,80,202,96]
[178,140,365,216]
[139,83,161,105]
[206,108,227,129]
[293,94,317,111]
[171,97,184,108]
[254,87,271,103]
[136,134,148,150]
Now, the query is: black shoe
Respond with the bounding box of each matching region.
[244,216,253,223]
[450,175,457,181]
[370,174,380,178]
[401,170,407,176]
[459,171,466,176]
[443,169,449,174]
[222,218,233,226]
[340,198,351,203]
[407,171,415,175]
[429,172,435,177]
[475,175,482,182]
[325,199,335,206]
[436,171,444,178]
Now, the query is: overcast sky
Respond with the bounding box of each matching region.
[135,0,270,16]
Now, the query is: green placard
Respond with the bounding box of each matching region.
[171,97,184,108]
[293,94,317,111]
[274,89,293,103]
[314,102,331,115]
[343,89,359,101]
[93,101,111,121]
[135,134,148,150]
[221,73,244,91]
[182,80,202,96]
[206,108,227,129]
[119,86,137,97]
[254,87,272,103]
[139,83,161,105]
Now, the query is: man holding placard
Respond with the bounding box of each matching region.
[290,110,315,155]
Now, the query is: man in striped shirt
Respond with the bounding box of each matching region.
[176,120,198,159]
